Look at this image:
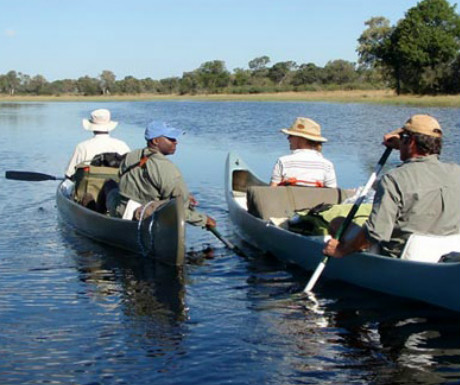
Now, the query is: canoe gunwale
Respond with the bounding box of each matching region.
[225,151,460,313]
[56,181,186,266]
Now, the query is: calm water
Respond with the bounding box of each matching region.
[1,101,459,385]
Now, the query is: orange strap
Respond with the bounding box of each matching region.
[278,177,324,187]
[138,156,150,168]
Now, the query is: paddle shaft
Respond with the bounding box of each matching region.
[5,171,64,182]
[208,226,236,249]
[208,226,247,257]
[303,146,392,293]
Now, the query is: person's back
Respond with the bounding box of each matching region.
[324,114,460,260]
[270,117,337,187]
[117,147,184,208]
[273,149,336,187]
[106,121,215,228]
[367,154,460,257]
[65,109,130,178]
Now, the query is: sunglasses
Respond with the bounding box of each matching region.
[399,131,412,143]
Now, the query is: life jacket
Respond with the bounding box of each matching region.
[278,177,324,187]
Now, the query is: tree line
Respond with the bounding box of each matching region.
[1,0,459,97]
[0,58,380,97]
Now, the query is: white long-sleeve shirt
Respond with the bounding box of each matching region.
[65,133,130,178]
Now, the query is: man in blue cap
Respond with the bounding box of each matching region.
[106,121,216,228]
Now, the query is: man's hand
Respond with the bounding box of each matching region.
[383,130,401,150]
[205,216,217,229]
[322,238,345,258]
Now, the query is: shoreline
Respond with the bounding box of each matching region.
[1,90,459,108]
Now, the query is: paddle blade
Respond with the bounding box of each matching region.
[5,171,63,182]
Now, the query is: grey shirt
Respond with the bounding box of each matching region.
[115,147,208,226]
[364,155,460,258]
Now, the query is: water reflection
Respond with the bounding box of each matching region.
[243,257,460,384]
[75,251,186,322]
[326,292,460,384]
[59,223,188,337]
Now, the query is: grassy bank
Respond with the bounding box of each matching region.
[1,90,459,108]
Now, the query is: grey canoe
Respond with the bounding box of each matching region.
[225,151,460,312]
[56,182,186,266]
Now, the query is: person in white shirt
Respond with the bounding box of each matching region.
[65,109,130,179]
[270,117,337,187]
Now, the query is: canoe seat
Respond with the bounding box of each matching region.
[233,191,248,210]
[246,186,353,220]
[401,233,460,263]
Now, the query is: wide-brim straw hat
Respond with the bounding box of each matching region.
[82,109,118,132]
[281,117,327,142]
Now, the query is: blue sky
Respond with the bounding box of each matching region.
[1,0,457,81]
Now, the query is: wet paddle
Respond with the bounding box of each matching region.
[207,226,247,257]
[5,171,65,182]
[303,146,392,293]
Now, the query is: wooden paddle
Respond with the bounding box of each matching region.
[303,146,392,293]
[5,171,65,182]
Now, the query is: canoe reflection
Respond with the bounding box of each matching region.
[72,249,187,323]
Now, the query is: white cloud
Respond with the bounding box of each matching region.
[5,29,16,37]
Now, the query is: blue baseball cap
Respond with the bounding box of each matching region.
[144,121,183,141]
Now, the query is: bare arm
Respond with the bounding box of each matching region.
[322,227,371,258]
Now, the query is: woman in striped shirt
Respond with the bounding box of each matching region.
[270,117,337,188]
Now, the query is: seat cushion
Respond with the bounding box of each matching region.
[247,186,352,220]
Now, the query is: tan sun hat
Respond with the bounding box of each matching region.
[281,117,327,142]
[392,114,443,138]
[82,109,118,132]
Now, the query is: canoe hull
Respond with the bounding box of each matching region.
[225,152,460,312]
[56,182,185,266]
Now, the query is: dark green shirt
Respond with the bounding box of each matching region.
[364,155,460,258]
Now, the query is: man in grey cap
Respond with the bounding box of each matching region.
[324,114,460,259]
[107,121,216,228]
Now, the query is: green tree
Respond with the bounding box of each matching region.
[394,0,460,93]
[140,77,159,93]
[357,17,393,70]
[27,75,49,95]
[232,67,251,87]
[50,79,77,94]
[158,77,180,94]
[248,56,270,71]
[323,60,358,84]
[117,76,142,94]
[248,56,271,79]
[196,60,230,92]
[359,0,460,94]
[268,61,297,85]
[4,70,20,95]
[179,72,199,94]
[76,76,101,95]
[291,63,324,86]
[100,70,116,95]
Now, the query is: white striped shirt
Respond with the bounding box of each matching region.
[270,149,337,187]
